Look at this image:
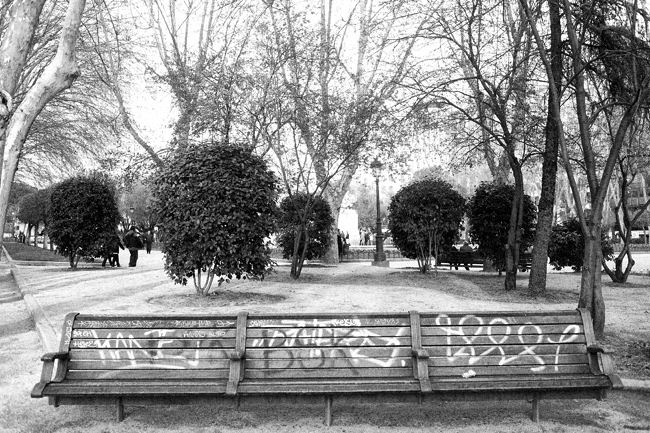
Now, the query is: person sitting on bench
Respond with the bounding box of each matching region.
[459,242,474,270]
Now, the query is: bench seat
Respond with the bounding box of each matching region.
[33,309,621,426]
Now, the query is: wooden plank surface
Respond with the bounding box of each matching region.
[72,329,237,339]
[244,367,413,380]
[420,313,580,326]
[426,353,588,367]
[247,336,412,348]
[244,357,413,369]
[421,334,586,346]
[69,349,233,360]
[73,317,237,329]
[246,326,409,338]
[246,316,410,328]
[421,324,583,336]
[66,369,230,380]
[245,346,412,359]
[68,359,231,370]
[428,364,591,376]
[69,339,236,349]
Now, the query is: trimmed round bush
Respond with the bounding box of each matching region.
[48,175,120,267]
[152,144,278,295]
[466,181,536,271]
[388,177,465,273]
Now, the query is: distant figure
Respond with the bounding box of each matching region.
[450,245,459,270]
[19,230,25,243]
[459,242,474,271]
[123,226,144,267]
[337,230,344,262]
[144,231,153,254]
[364,231,370,246]
[110,233,125,267]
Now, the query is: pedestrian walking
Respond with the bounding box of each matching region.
[123,226,144,267]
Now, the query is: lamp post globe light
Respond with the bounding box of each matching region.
[370,158,389,267]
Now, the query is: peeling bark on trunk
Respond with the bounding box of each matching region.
[0,0,87,256]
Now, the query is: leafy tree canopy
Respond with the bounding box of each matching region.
[277,193,334,262]
[152,144,278,295]
[48,175,121,267]
[388,177,465,273]
[466,181,537,270]
[548,217,614,272]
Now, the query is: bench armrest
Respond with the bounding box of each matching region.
[412,347,429,359]
[41,351,70,362]
[587,345,604,354]
[32,352,70,398]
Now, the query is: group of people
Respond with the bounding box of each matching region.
[101,226,153,268]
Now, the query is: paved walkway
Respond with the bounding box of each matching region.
[3,247,649,392]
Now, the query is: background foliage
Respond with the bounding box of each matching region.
[466,182,537,271]
[277,193,334,261]
[548,217,614,271]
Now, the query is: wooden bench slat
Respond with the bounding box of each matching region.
[247,336,412,348]
[425,343,587,356]
[70,339,236,349]
[247,316,409,328]
[66,369,230,380]
[72,329,236,339]
[421,324,583,336]
[246,326,409,338]
[69,359,231,370]
[429,377,612,391]
[244,368,413,379]
[421,313,580,326]
[422,334,586,346]
[244,357,413,369]
[428,364,592,376]
[45,383,228,395]
[427,353,588,367]
[244,346,412,359]
[237,382,421,394]
[74,317,237,329]
[70,349,233,360]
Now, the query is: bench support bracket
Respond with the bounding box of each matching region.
[116,397,124,422]
[324,395,333,426]
[531,393,540,422]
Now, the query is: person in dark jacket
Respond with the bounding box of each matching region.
[123,226,144,267]
[109,233,125,267]
[144,231,153,254]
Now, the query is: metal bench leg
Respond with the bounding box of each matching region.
[116,397,124,422]
[324,395,333,426]
[531,394,540,422]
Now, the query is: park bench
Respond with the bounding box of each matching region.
[437,251,534,272]
[32,309,621,425]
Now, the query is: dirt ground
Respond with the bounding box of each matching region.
[1,253,649,432]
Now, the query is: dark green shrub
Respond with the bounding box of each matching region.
[466,182,536,271]
[152,144,278,295]
[548,217,614,271]
[48,176,121,267]
[277,193,334,262]
[388,177,465,273]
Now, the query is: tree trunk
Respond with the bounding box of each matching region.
[0,0,86,257]
[579,226,605,338]
[529,0,562,295]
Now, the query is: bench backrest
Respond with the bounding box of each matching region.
[244,313,414,381]
[419,310,594,378]
[64,313,239,387]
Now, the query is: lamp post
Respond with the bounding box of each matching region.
[370,159,388,267]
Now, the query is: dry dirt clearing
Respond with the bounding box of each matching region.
[1,257,649,432]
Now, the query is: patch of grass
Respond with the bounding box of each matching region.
[3,242,67,262]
